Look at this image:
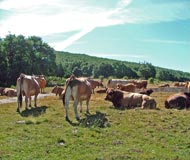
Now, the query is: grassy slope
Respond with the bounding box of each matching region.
[1,88,190,159]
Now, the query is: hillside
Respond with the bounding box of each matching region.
[55,51,190,81]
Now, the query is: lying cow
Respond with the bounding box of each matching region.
[139,88,154,96]
[116,83,136,92]
[63,74,92,121]
[165,92,190,109]
[16,73,40,112]
[3,88,17,97]
[105,88,156,109]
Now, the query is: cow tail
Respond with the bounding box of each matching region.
[18,76,24,107]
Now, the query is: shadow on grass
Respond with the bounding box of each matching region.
[67,111,110,128]
[20,106,48,117]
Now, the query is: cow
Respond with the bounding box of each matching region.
[33,75,46,93]
[16,73,40,112]
[52,85,64,98]
[116,83,136,92]
[3,88,17,97]
[174,82,186,87]
[105,88,156,110]
[107,79,134,88]
[139,88,154,96]
[133,80,148,89]
[159,84,170,88]
[87,79,103,93]
[0,87,5,95]
[185,82,190,93]
[165,92,190,110]
[63,74,92,121]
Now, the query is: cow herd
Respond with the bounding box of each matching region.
[1,73,190,121]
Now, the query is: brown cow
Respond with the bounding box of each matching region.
[105,88,156,110]
[52,85,64,98]
[63,74,92,121]
[185,82,190,93]
[159,84,170,88]
[34,75,46,93]
[87,79,103,93]
[116,83,136,92]
[133,80,148,89]
[174,82,186,87]
[165,92,190,109]
[16,73,40,112]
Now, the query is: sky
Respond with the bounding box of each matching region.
[0,0,190,72]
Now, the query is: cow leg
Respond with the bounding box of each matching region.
[29,96,32,107]
[25,96,29,110]
[73,100,80,121]
[86,99,90,114]
[79,101,82,113]
[34,95,38,107]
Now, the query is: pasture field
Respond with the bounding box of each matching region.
[1,87,190,160]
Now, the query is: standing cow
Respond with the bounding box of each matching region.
[16,73,40,112]
[63,75,92,121]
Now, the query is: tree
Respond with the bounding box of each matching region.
[138,63,156,79]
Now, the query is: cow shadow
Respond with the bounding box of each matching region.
[67,111,110,128]
[20,106,48,117]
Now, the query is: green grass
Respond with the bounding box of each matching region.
[1,90,190,159]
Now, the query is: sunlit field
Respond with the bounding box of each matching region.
[1,86,190,160]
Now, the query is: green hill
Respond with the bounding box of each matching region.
[55,51,190,81]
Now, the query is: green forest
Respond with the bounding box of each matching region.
[0,34,190,87]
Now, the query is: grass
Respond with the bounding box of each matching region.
[1,88,190,159]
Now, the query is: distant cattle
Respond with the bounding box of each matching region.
[116,83,136,92]
[185,82,190,93]
[52,85,64,98]
[87,79,103,93]
[107,79,134,88]
[16,73,40,112]
[3,88,17,97]
[133,80,148,89]
[63,75,92,121]
[34,75,46,93]
[174,82,186,87]
[139,88,154,96]
[165,92,190,109]
[159,84,170,88]
[105,88,156,110]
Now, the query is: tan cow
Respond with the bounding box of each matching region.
[16,73,40,112]
[185,82,190,93]
[34,75,46,93]
[107,79,134,88]
[105,88,156,109]
[3,88,17,97]
[63,74,92,121]
[116,83,136,92]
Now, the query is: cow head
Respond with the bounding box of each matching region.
[105,88,123,108]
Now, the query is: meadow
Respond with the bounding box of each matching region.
[1,86,190,160]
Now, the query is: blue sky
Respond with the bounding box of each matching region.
[0,0,190,72]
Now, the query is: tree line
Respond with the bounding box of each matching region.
[0,34,190,87]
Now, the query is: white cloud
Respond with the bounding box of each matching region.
[142,39,190,45]
[0,0,190,50]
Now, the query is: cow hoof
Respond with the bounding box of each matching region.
[16,108,20,113]
[76,117,80,121]
[65,116,70,122]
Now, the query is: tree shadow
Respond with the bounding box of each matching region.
[20,106,48,117]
